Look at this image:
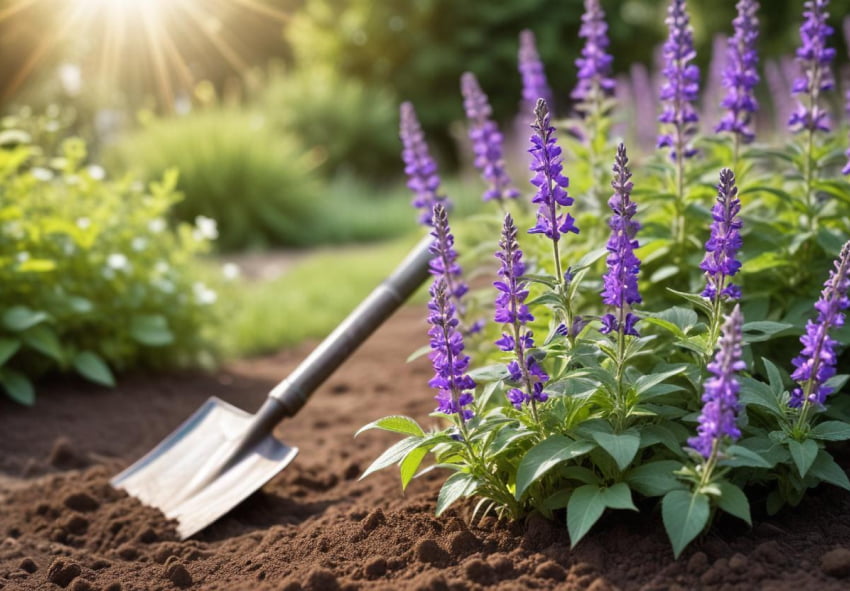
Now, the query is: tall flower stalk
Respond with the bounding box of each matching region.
[788,0,835,232]
[688,305,745,485]
[518,30,553,120]
[790,241,850,432]
[400,102,446,226]
[600,144,642,427]
[494,214,548,423]
[716,0,760,172]
[701,168,743,351]
[658,0,700,249]
[461,72,520,205]
[430,203,473,333]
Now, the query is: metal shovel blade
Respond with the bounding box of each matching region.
[110,397,298,540]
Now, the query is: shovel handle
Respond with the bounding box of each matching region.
[266,234,434,418]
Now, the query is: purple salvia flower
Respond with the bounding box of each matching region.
[571,0,615,106]
[658,0,700,161]
[789,241,850,408]
[427,277,476,421]
[518,30,553,117]
[788,0,835,133]
[716,0,760,143]
[600,144,642,337]
[688,305,745,458]
[429,202,469,303]
[701,169,743,301]
[528,99,578,242]
[494,214,549,410]
[461,72,520,203]
[400,102,446,226]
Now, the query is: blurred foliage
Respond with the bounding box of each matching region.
[259,65,401,181]
[0,116,218,404]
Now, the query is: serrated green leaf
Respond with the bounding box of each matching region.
[129,315,174,346]
[515,436,596,499]
[788,438,819,477]
[722,444,772,468]
[808,450,850,490]
[662,490,710,558]
[626,460,686,497]
[360,436,425,480]
[400,446,429,491]
[603,482,638,511]
[72,351,115,387]
[715,481,751,525]
[436,471,476,516]
[0,370,35,405]
[0,338,21,365]
[3,306,48,332]
[567,485,607,547]
[355,415,425,438]
[22,324,64,363]
[591,431,641,471]
[809,421,850,441]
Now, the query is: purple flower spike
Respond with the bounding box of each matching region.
[427,277,476,421]
[688,305,745,458]
[701,168,743,301]
[429,203,469,303]
[519,30,553,116]
[528,99,578,242]
[788,0,835,133]
[571,0,615,105]
[658,0,700,161]
[716,0,760,143]
[494,214,548,410]
[600,144,642,337]
[789,241,850,408]
[400,102,446,225]
[461,72,520,203]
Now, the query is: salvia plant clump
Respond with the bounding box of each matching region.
[361,0,850,558]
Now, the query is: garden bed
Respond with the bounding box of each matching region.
[2,307,850,591]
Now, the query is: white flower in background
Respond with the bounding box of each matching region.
[17,252,29,263]
[131,237,148,252]
[44,120,60,133]
[130,181,144,193]
[31,167,53,182]
[193,216,219,241]
[76,217,91,230]
[59,63,82,96]
[149,218,166,233]
[193,282,218,305]
[154,278,175,293]
[154,260,170,275]
[87,165,106,181]
[222,262,241,280]
[65,175,80,186]
[107,253,129,270]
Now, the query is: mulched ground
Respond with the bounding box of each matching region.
[3,307,850,590]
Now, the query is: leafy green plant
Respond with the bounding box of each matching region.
[0,121,217,404]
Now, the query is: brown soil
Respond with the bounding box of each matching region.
[3,307,850,590]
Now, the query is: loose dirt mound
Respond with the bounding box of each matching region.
[3,307,850,590]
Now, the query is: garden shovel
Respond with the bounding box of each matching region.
[111,235,433,539]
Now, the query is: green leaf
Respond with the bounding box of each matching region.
[360,436,425,480]
[788,438,819,477]
[603,482,638,511]
[567,485,607,547]
[635,365,688,397]
[722,445,772,468]
[626,460,686,497]
[666,288,712,315]
[3,306,48,332]
[762,357,785,396]
[808,450,850,490]
[715,482,751,525]
[400,446,429,491]
[436,471,475,516]
[640,424,685,455]
[742,321,795,343]
[515,436,596,499]
[655,307,698,334]
[22,325,64,363]
[662,490,710,558]
[356,415,425,438]
[129,315,174,346]
[72,351,115,387]
[405,344,430,363]
[0,370,35,405]
[0,338,21,365]
[467,364,509,382]
[808,421,850,441]
[591,431,641,471]
[738,377,785,419]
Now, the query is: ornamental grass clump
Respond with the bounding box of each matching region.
[362,4,850,559]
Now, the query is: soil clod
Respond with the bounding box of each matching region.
[63,492,100,513]
[17,556,37,573]
[164,557,193,588]
[47,557,82,588]
[822,547,850,578]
